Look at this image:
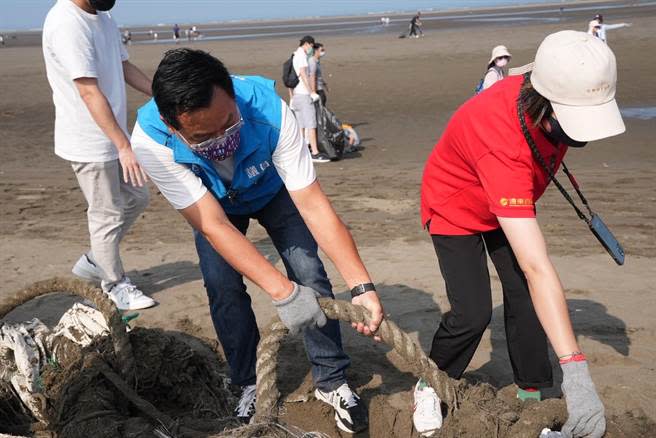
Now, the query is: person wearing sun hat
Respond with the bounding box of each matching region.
[482,44,512,90]
[414,31,623,437]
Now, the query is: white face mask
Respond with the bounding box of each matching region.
[319,50,326,58]
[495,57,509,68]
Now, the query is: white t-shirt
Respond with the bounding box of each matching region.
[42,0,129,163]
[292,47,310,95]
[131,101,316,210]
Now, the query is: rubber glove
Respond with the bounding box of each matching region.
[560,360,606,438]
[273,282,327,335]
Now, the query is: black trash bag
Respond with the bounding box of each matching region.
[315,102,345,161]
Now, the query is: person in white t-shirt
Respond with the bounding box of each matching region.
[589,14,632,44]
[42,0,155,310]
[291,35,329,163]
[130,48,384,432]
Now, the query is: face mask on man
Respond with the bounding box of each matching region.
[542,115,588,148]
[319,50,326,58]
[177,112,244,161]
[89,0,116,11]
[188,130,241,161]
[495,57,509,68]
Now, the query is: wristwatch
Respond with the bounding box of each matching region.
[350,282,376,298]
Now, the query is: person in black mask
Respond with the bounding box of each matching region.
[42,0,156,311]
[89,0,116,11]
[415,31,625,438]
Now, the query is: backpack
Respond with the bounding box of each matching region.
[474,77,485,95]
[475,67,501,95]
[282,55,299,89]
[316,102,345,160]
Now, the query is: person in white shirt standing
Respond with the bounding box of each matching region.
[589,14,632,44]
[42,0,156,310]
[291,35,329,163]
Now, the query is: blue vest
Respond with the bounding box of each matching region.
[137,75,284,215]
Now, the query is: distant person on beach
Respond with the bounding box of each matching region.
[121,29,132,45]
[588,19,602,39]
[172,23,180,43]
[130,48,384,433]
[0,34,5,47]
[417,31,623,437]
[589,14,632,43]
[42,0,155,311]
[481,45,512,91]
[292,35,329,163]
[409,11,423,38]
[308,42,328,106]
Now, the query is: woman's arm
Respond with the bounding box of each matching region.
[497,216,580,357]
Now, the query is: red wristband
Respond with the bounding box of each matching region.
[559,353,587,365]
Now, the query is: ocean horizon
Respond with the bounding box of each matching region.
[2,0,568,32]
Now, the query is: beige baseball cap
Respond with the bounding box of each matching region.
[510,30,625,142]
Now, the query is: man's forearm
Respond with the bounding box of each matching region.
[202,222,293,299]
[75,79,130,150]
[291,182,372,288]
[299,69,313,94]
[309,74,317,93]
[123,61,152,96]
[181,193,293,300]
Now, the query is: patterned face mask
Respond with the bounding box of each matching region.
[178,112,243,161]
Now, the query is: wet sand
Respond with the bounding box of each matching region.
[1,1,655,436]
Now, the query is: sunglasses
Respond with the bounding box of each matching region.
[497,56,510,61]
[178,110,243,151]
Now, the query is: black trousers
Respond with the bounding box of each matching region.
[429,228,553,389]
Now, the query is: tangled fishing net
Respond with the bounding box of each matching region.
[0,277,653,437]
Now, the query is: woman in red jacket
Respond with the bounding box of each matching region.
[415,31,625,438]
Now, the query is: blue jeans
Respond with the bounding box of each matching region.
[194,188,350,390]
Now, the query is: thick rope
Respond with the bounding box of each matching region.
[254,299,568,437]
[0,277,134,379]
[255,298,461,422]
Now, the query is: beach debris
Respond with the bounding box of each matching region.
[1,277,654,437]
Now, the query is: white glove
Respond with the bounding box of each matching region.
[310,92,320,102]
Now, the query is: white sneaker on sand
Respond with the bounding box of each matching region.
[234,384,257,424]
[72,254,103,281]
[413,378,443,437]
[315,383,369,433]
[106,277,156,311]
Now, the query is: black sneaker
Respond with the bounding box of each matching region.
[315,383,368,433]
[312,153,331,163]
[234,384,257,424]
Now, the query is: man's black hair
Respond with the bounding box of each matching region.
[313,42,324,50]
[152,48,235,130]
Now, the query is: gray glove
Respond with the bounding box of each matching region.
[560,360,606,438]
[273,282,327,335]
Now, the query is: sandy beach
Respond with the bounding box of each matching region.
[1,1,655,436]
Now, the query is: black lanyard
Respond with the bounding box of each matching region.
[516,80,595,226]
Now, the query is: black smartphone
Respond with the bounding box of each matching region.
[589,214,625,265]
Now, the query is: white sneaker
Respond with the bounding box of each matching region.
[72,254,104,281]
[413,379,442,436]
[106,277,156,311]
[234,384,257,424]
[315,383,368,433]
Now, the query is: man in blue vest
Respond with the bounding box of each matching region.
[131,48,384,433]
